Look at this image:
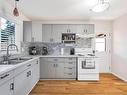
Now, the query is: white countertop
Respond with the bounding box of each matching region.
[0,55,97,75]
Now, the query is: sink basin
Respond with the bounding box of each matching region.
[0,57,33,65]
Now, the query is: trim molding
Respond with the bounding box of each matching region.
[111,72,127,82]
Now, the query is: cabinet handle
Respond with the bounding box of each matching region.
[0,74,9,79]
[69,29,71,32]
[36,61,38,64]
[68,62,73,64]
[10,83,14,90]
[68,67,72,69]
[27,72,29,77]
[67,29,68,33]
[68,73,72,75]
[29,71,31,76]
[53,64,55,67]
[27,64,31,67]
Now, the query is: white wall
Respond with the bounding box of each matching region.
[112,13,127,82]
[0,0,29,54]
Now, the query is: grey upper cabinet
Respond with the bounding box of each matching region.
[32,22,42,42]
[23,21,42,42]
[67,24,77,33]
[42,24,53,42]
[23,21,32,42]
[76,24,94,35]
[52,24,68,43]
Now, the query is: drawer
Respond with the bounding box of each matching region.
[64,72,76,79]
[14,62,32,76]
[64,67,76,73]
[41,58,65,63]
[0,70,14,86]
[65,62,76,67]
[64,58,77,62]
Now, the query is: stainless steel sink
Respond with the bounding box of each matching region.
[0,57,33,65]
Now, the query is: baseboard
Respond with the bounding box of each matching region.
[111,72,127,82]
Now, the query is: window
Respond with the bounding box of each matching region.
[95,38,106,52]
[0,17,15,51]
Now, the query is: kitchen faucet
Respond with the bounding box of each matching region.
[3,44,19,62]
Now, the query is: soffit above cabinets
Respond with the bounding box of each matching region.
[5,0,127,21]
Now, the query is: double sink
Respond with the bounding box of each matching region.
[0,57,33,65]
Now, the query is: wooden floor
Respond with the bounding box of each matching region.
[29,74,127,95]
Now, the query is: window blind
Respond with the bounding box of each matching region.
[0,17,15,51]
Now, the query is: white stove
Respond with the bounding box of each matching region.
[75,48,99,81]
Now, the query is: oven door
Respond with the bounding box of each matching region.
[78,57,99,74]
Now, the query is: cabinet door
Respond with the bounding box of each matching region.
[14,69,31,95]
[52,24,68,42]
[68,24,77,33]
[76,24,84,35]
[40,58,56,79]
[23,21,32,42]
[42,24,52,42]
[55,62,64,79]
[0,79,14,95]
[84,24,94,34]
[31,59,40,88]
[32,22,42,42]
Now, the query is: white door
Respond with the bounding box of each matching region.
[0,79,14,95]
[95,33,111,73]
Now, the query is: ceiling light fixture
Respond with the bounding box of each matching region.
[91,0,110,13]
[13,0,19,16]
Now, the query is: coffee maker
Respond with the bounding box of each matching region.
[29,46,37,55]
[42,46,48,55]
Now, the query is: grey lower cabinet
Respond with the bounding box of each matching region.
[40,57,76,79]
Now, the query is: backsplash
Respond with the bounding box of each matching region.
[21,42,75,55]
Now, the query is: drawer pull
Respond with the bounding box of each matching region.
[68,68,72,69]
[10,83,14,90]
[68,62,73,64]
[68,73,73,75]
[36,61,38,64]
[0,74,9,79]
[27,64,31,67]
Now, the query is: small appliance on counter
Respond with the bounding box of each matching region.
[29,46,37,55]
[42,46,48,55]
[70,48,75,55]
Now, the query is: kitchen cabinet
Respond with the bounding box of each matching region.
[14,68,31,95]
[40,57,76,79]
[23,21,32,42]
[31,59,40,87]
[23,21,42,42]
[0,79,14,95]
[42,24,53,42]
[52,24,68,42]
[32,22,42,42]
[76,24,94,35]
[40,58,56,79]
[14,58,40,95]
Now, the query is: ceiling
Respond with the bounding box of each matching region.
[14,0,127,20]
